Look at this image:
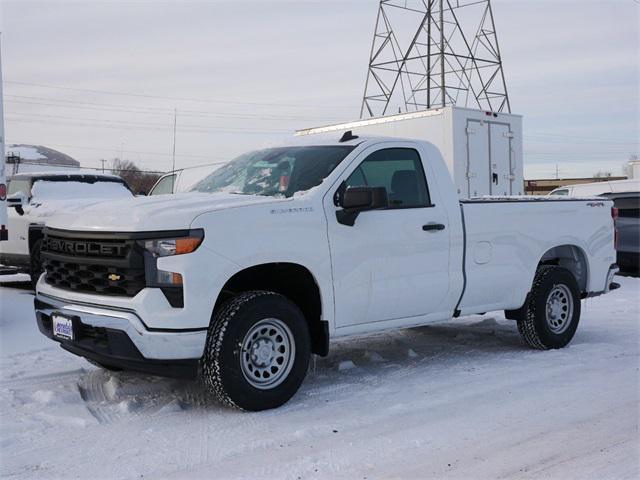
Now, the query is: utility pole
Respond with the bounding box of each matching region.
[555,164,559,180]
[100,159,106,173]
[171,108,177,193]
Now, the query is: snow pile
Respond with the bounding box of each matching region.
[0,275,638,478]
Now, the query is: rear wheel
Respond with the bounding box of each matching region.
[517,265,581,349]
[201,291,311,411]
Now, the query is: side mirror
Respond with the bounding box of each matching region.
[336,186,388,226]
[7,192,28,216]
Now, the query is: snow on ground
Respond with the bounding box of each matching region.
[0,275,638,479]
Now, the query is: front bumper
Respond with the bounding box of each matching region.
[34,293,207,379]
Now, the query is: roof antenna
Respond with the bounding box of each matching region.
[339,130,359,143]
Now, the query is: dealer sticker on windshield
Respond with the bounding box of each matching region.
[52,313,74,341]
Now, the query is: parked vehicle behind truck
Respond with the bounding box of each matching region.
[549,180,640,275]
[1,172,134,285]
[34,135,618,411]
[148,164,221,196]
[603,191,640,274]
[549,178,640,196]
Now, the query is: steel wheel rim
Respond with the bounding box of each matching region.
[240,318,295,390]
[545,284,574,334]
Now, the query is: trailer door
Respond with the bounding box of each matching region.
[466,120,490,197]
[489,123,513,195]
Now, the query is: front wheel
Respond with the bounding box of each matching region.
[517,265,581,349]
[201,291,311,411]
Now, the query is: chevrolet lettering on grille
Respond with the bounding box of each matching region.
[47,238,127,257]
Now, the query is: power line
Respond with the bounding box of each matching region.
[525,133,639,146]
[5,140,229,161]
[524,151,633,156]
[5,95,345,122]
[5,79,356,110]
[11,159,166,175]
[5,115,291,135]
[5,110,290,132]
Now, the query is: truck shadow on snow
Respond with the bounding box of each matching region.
[75,315,531,420]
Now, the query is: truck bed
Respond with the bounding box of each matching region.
[456,196,615,315]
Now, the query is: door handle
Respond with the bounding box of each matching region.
[422,223,445,232]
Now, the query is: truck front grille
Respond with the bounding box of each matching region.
[42,230,147,297]
[43,258,146,296]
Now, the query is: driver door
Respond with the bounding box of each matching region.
[324,144,451,329]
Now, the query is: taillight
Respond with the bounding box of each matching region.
[0,183,6,201]
[612,207,619,250]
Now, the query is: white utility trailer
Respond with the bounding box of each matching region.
[296,106,523,198]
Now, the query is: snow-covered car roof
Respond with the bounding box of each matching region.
[8,171,126,184]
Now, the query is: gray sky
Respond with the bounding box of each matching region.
[1,0,638,179]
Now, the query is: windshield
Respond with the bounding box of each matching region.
[190,146,355,198]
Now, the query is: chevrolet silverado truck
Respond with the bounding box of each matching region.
[34,134,619,411]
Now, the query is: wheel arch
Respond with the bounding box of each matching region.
[212,262,329,356]
[538,244,589,294]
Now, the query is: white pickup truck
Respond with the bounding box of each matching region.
[34,135,619,411]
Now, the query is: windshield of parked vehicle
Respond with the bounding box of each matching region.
[190,146,355,198]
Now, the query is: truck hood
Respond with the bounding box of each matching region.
[45,192,283,232]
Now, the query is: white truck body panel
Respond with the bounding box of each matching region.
[38,137,615,351]
[295,106,524,199]
[459,198,615,315]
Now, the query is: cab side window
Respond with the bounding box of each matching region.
[345,148,431,208]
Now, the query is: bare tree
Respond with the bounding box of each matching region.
[109,158,163,194]
[594,170,613,178]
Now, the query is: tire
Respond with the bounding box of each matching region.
[517,265,581,350]
[201,290,311,411]
[29,239,43,290]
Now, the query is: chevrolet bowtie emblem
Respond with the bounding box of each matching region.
[108,273,121,281]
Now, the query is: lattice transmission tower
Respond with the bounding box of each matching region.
[360,0,511,118]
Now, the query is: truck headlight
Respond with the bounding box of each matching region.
[140,230,204,257]
[138,229,203,308]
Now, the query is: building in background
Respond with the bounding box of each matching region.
[5,144,80,175]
